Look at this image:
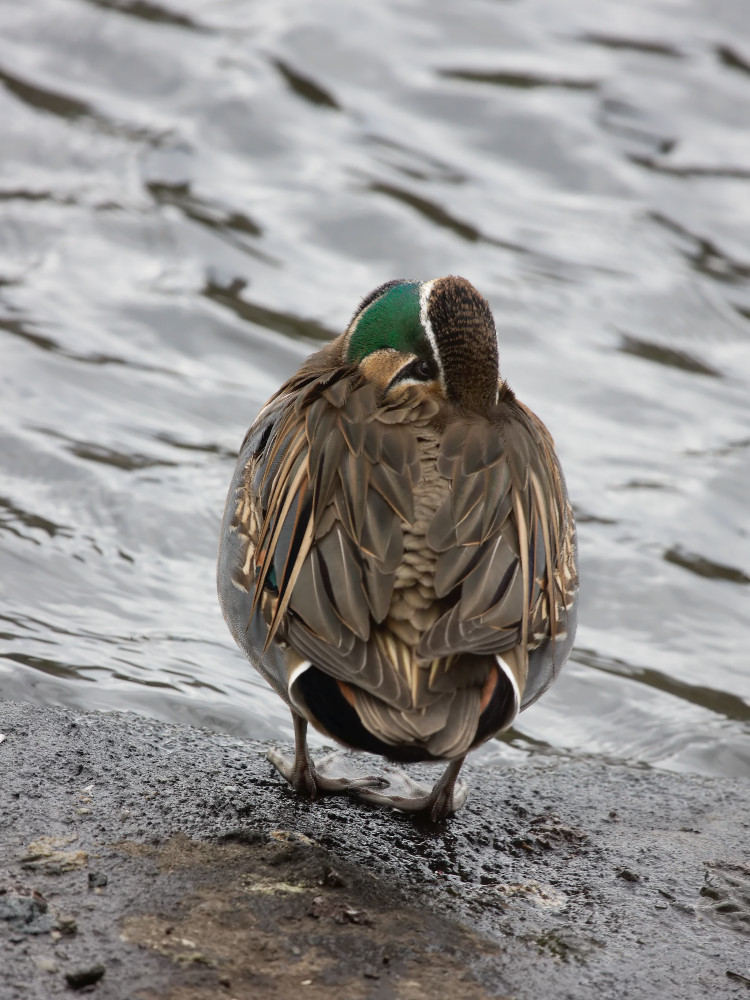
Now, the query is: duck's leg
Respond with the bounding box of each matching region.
[267,712,387,800]
[353,755,468,822]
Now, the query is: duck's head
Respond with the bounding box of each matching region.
[342,275,501,415]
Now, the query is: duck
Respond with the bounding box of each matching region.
[217,275,577,821]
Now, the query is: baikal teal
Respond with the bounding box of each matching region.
[217,276,578,821]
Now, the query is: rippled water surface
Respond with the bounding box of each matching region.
[1,0,749,777]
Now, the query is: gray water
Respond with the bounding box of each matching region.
[1,0,748,779]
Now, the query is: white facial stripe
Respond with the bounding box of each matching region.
[418,279,446,391]
[391,376,436,391]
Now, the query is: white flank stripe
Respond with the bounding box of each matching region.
[496,655,521,726]
[287,660,313,715]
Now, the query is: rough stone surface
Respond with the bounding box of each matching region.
[0,701,748,999]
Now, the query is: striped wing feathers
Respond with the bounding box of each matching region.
[242,371,573,754]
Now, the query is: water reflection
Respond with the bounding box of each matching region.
[663,547,750,587]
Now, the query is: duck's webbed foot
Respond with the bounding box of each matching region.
[267,713,387,800]
[268,715,467,821]
[352,756,468,822]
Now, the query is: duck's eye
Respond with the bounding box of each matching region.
[386,355,438,393]
[413,358,435,381]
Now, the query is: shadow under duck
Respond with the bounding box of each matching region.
[218,276,577,821]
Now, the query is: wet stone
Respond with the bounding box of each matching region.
[64,963,106,989]
[617,869,641,883]
[33,956,58,973]
[0,887,55,935]
[55,915,78,935]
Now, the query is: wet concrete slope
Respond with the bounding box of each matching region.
[1,701,748,999]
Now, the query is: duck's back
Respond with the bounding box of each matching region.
[218,368,577,763]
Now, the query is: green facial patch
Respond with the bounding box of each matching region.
[346,281,429,362]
